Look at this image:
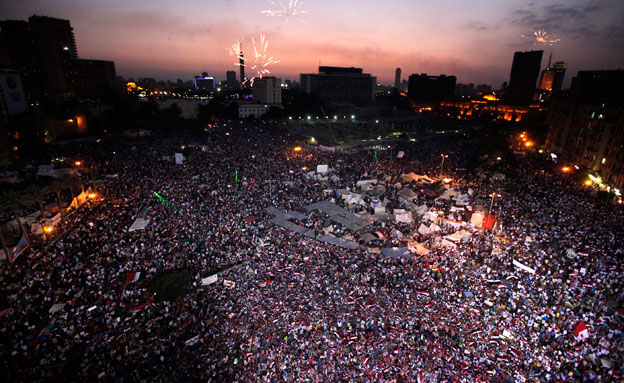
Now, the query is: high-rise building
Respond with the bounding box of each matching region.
[222,70,239,89]
[300,66,376,103]
[538,54,567,92]
[505,50,543,104]
[239,47,245,87]
[394,68,401,89]
[0,15,116,106]
[569,70,624,102]
[252,76,282,105]
[64,59,116,102]
[545,70,624,190]
[407,74,456,102]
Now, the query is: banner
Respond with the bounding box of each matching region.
[513,259,536,274]
[201,274,218,286]
[319,145,336,152]
[317,164,328,174]
[10,236,29,262]
[175,153,184,165]
[223,280,236,288]
[397,151,405,158]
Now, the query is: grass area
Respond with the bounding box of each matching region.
[148,269,194,302]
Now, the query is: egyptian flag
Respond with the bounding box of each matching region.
[10,236,29,262]
[248,178,256,190]
[415,290,430,297]
[374,231,387,239]
[509,349,520,359]
[124,272,141,284]
[573,321,589,342]
[417,370,424,383]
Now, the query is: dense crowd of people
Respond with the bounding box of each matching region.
[1,121,622,382]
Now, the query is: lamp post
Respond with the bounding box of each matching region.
[440,154,448,172]
[486,192,501,230]
[75,160,96,193]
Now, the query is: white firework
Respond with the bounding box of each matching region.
[227,35,280,86]
[261,0,307,19]
[521,29,561,46]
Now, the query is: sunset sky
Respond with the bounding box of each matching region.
[3,0,623,87]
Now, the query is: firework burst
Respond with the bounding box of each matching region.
[261,0,307,19]
[227,35,280,86]
[521,29,561,46]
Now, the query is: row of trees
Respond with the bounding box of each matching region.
[0,175,86,261]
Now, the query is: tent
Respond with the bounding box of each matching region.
[394,209,412,223]
[128,218,150,232]
[408,241,431,255]
[381,247,411,258]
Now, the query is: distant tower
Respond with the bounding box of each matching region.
[395,68,401,89]
[239,43,245,88]
[538,52,566,92]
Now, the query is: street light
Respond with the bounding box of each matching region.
[440,154,449,171]
[486,193,502,230]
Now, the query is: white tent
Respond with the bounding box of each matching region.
[470,212,484,227]
[128,218,150,232]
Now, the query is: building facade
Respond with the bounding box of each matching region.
[252,76,282,105]
[504,50,543,105]
[64,59,116,102]
[300,66,376,103]
[407,74,456,102]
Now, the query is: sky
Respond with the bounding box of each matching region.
[2,0,623,87]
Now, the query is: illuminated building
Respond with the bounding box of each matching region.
[194,77,216,91]
[545,70,624,189]
[239,49,245,87]
[408,73,456,102]
[504,50,543,105]
[538,55,566,92]
[252,76,282,105]
[300,66,376,103]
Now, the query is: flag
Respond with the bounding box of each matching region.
[374,151,378,163]
[417,370,423,383]
[124,272,141,284]
[10,236,29,262]
[415,290,430,296]
[248,178,256,190]
[573,321,589,342]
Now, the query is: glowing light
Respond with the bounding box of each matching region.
[88,193,97,199]
[521,29,561,46]
[562,166,570,172]
[525,141,533,147]
[483,94,498,101]
[261,0,307,19]
[585,180,592,186]
[44,226,53,233]
[443,178,452,183]
[75,161,82,166]
[293,146,302,152]
[68,119,74,123]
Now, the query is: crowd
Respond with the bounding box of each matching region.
[0,121,622,382]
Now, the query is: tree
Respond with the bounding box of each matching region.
[49,179,67,220]
[0,188,30,245]
[21,183,51,227]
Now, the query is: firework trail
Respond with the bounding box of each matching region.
[521,29,561,46]
[227,35,280,86]
[261,0,307,20]
[227,38,245,66]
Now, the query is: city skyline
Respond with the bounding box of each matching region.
[2,0,623,87]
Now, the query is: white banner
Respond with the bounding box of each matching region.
[317,164,328,174]
[397,151,405,158]
[513,259,536,274]
[201,274,218,286]
[175,153,184,165]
